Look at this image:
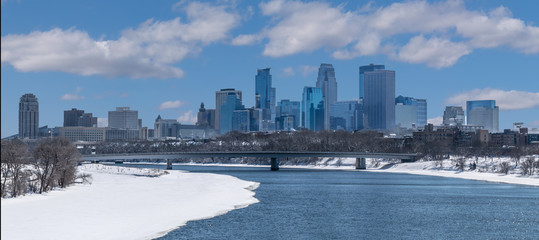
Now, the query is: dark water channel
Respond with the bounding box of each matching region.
[122,164,539,240]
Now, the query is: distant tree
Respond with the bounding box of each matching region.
[1,140,30,198]
[498,162,511,175]
[33,137,81,193]
[520,157,536,176]
[454,157,466,171]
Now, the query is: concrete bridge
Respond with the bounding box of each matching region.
[82,151,417,171]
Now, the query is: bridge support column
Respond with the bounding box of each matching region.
[166,159,172,170]
[270,157,279,171]
[355,158,366,170]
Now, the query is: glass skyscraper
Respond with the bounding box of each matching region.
[255,68,276,130]
[276,99,300,130]
[443,106,465,126]
[364,69,395,130]
[330,100,362,131]
[302,87,324,131]
[19,93,39,139]
[395,95,427,128]
[108,107,139,129]
[466,100,499,132]
[215,88,242,132]
[359,64,385,100]
[316,64,337,130]
[220,92,244,134]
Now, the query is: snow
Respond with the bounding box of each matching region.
[1,164,259,240]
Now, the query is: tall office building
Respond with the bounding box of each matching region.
[154,115,181,138]
[196,102,215,128]
[276,99,301,130]
[467,100,499,132]
[64,108,84,127]
[108,107,139,129]
[215,88,242,131]
[232,110,250,132]
[220,92,244,134]
[19,93,39,139]
[330,100,362,131]
[302,87,324,131]
[443,106,465,126]
[255,68,276,126]
[395,95,427,128]
[78,113,98,127]
[316,64,337,130]
[364,69,395,130]
[359,64,385,100]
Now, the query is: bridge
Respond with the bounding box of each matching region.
[82,152,417,171]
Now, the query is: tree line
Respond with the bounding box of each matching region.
[81,130,539,175]
[1,137,90,198]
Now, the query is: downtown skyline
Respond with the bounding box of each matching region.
[2,0,539,138]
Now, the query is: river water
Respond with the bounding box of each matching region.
[123,164,539,240]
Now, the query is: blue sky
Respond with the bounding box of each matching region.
[2,0,538,137]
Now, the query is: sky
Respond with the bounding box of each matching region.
[1,0,539,138]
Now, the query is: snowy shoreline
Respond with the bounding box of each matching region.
[158,157,539,187]
[1,164,260,240]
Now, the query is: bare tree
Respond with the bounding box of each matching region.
[1,140,31,198]
[33,137,81,193]
[498,162,511,174]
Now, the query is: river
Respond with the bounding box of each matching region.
[122,164,539,240]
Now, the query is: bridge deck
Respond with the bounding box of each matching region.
[82,151,417,161]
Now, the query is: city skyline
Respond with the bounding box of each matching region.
[2,0,539,138]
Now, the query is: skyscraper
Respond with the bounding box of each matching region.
[78,113,98,127]
[316,64,337,130]
[395,95,427,128]
[255,68,276,128]
[364,69,395,130]
[359,64,385,100]
[330,100,362,131]
[108,107,139,129]
[276,99,301,130]
[443,106,465,126]
[302,87,324,131]
[220,92,244,134]
[19,93,39,139]
[215,88,242,131]
[467,100,499,132]
[64,108,84,127]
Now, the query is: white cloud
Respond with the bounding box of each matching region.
[177,110,197,124]
[282,67,295,77]
[61,87,85,100]
[427,116,443,125]
[299,65,318,76]
[97,118,108,127]
[247,0,539,68]
[446,88,539,110]
[398,35,471,68]
[231,34,261,45]
[158,100,185,110]
[0,1,240,78]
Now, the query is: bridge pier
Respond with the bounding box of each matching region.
[270,157,279,171]
[355,158,366,170]
[166,159,172,170]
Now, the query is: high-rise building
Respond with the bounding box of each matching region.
[276,99,301,131]
[219,92,244,134]
[359,64,385,100]
[154,115,181,138]
[78,113,98,127]
[232,110,250,132]
[330,101,363,131]
[255,68,276,129]
[443,106,465,126]
[108,107,139,129]
[196,102,215,129]
[364,69,395,130]
[395,96,427,128]
[215,88,242,131]
[302,87,324,131]
[64,108,84,127]
[467,100,499,132]
[248,108,262,132]
[316,64,337,130]
[19,93,39,139]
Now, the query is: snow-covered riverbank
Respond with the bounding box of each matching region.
[1,164,259,240]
